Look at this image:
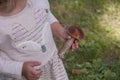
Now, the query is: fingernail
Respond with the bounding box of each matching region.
[68,36,71,39]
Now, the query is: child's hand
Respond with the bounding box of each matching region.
[61,32,79,51]
[57,27,79,51]
[51,22,79,51]
[22,61,42,80]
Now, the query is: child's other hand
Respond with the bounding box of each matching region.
[51,22,79,51]
[59,30,78,51]
[61,32,79,51]
[22,61,42,80]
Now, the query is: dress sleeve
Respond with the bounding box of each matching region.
[48,10,58,24]
[30,0,58,24]
[47,0,59,24]
[0,58,23,79]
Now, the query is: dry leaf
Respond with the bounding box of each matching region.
[72,69,81,75]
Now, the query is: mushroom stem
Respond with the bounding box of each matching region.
[58,38,75,59]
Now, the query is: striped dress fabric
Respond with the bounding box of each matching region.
[0,0,69,80]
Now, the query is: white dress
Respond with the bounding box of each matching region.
[0,0,69,80]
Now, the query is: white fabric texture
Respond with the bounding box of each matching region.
[0,0,68,80]
[29,0,58,24]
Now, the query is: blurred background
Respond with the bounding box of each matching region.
[49,0,120,80]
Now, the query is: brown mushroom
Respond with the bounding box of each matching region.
[58,26,84,59]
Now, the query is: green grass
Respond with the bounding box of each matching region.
[49,0,120,80]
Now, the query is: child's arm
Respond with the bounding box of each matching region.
[47,10,67,41]
[48,11,78,50]
[47,0,78,50]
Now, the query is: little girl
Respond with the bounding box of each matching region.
[0,0,78,80]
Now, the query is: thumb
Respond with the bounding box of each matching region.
[67,35,71,39]
[30,61,41,67]
[62,31,71,41]
[65,30,71,39]
[65,33,71,40]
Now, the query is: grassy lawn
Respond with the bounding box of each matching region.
[49,0,120,80]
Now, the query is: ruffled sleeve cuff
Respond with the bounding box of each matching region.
[0,59,24,79]
[48,10,59,24]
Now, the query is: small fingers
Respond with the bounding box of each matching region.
[35,69,43,78]
[74,40,79,48]
[71,44,76,51]
[61,30,71,42]
[31,69,43,79]
[71,40,79,51]
[30,62,41,67]
[67,35,71,39]
[36,70,43,78]
[27,73,36,80]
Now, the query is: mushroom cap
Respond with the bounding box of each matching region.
[67,26,84,40]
